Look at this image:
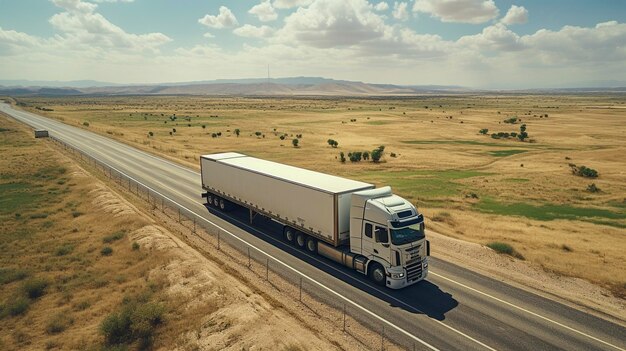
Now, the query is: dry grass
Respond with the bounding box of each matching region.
[12,94,626,297]
[0,114,360,351]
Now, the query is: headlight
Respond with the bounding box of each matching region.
[391,272,405,279]
[422,260,428,269]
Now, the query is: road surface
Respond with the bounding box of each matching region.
[2,102,624,351]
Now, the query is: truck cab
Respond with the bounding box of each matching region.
[349,187,429,288]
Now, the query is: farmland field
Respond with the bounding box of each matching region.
[10,94,626,297]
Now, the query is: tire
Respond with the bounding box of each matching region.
[305,237,317,253]
[295,232,307,249]
[206,194,213,206]
[219,198,227,211]
[368,263,386,286]
[213,195,220,208]
[284,227,296,244]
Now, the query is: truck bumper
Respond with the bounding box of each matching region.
[386,259,429,289]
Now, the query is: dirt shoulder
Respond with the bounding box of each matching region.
[428,230,626,326]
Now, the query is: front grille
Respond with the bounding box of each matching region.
[406,259,422,282]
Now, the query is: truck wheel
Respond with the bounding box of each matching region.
[368,263,386,286]
[305,237,317,253]
[219,198,227,211]
[295,232,306,249]
[213,195,220,208]
[283,227,295,244]
[206,194,213,206]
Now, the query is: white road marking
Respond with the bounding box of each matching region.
[430,272,626,351]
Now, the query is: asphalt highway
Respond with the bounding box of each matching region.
[2,102,624,351]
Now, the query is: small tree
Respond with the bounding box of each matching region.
[339,152,346,163]
[292,138,299,148]
[327,139,339,148]
[148,131,154,137]
[479,128,489,135]
[235,129,240,137]
[362,151,369,160]
[371,145,385,163]
[255,131,262,138]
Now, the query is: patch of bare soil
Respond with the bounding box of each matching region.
[429,230,626,325]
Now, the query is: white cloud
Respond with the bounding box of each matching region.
[49,0,170,52]
[198,6,239,29]
[392,2,409,21]
[91,0,135,3]
[277,0,387,48]
[413,0,499,24]
[52,0,98,13]
[501,5,528,25]
[203,32,215,38]
[273,0,314,9]
[458,23,522,51]
[374,2,389,11]
[250,0,278,22]
[234,24,275,38]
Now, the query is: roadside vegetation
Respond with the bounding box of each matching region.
[11,95,626,298]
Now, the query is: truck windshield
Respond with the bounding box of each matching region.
[390,223,424,245]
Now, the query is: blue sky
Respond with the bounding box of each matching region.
[1,0,625,88]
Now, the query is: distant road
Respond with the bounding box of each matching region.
[2,102,624,351]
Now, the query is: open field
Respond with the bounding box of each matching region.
[10,94,626,298]
[0,115,360,350]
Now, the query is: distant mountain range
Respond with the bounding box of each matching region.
[0,77,624,96]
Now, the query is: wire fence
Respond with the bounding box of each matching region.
[48,135,431,351]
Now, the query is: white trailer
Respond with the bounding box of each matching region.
[201,152,429,288]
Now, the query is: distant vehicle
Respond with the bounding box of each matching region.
[200,152,429,288]
[34,129,49,138]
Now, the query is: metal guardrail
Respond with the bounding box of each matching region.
[48,135,435,351]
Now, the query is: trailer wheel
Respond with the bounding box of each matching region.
[206,194,213,206]
[283,227,296,244]
[213,195,220,208]
[368,263,386,286]
[219,198,227,211]
[295,232,306,249]
[305,237,317,254]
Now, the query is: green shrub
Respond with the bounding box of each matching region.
[83,122,89,127]
[292,138,299,148]
[2,297,30,317]
[339,152,346,163]
[569,164,598,178]
[22,278,49,299]
[486,242,524,259]
[132,242,140,251]
[100,302,164,347]
[0,269,28,285]
[55,244,74,256]
[101,247,113,256]
[587,183,600,193]
[103,231,125,243]
[71,211,83,218]
[479,128,489,135]
[371,145,385,162]
[46,313,72,334]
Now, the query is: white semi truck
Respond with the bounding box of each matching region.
[200,152,429,288]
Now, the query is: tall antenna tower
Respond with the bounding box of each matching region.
[267,64,270,94]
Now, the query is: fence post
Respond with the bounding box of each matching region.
[193,218,196,234]
[299,277,302,302]
[266,258,269,281]
[217,231,220,250]
[247,247,251,268]
[381,326,385,351]
[343,303,346,331]
[161,198,164,212]
[178,208,181,223]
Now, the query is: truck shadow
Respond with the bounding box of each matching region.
[208,207,458,321]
